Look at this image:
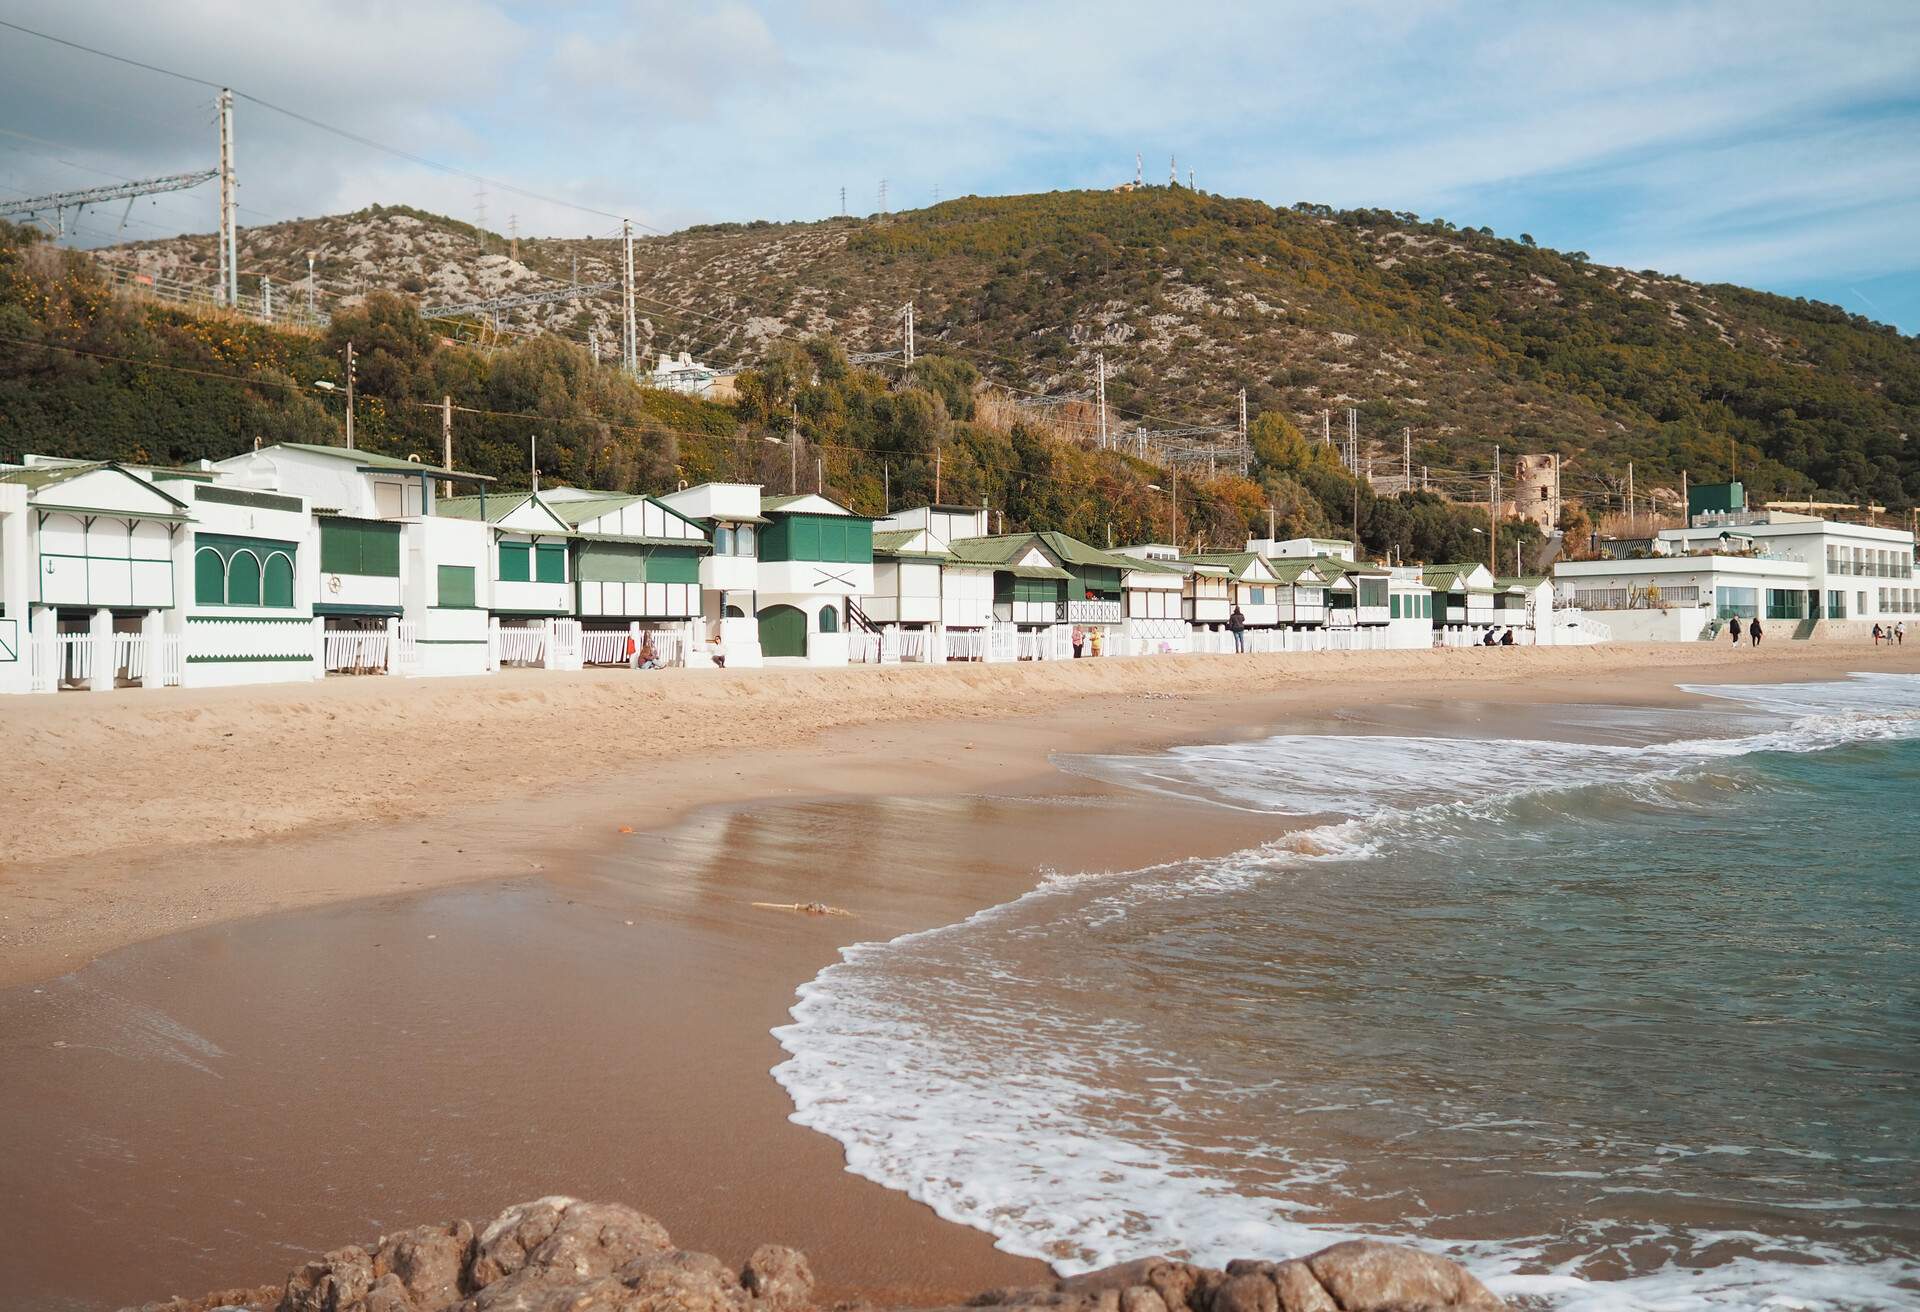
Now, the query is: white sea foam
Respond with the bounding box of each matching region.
[773,674,1920,1311]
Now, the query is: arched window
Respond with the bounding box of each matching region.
[227,550,262,606]
[817,605,840,634]
[723,604,745,618]
[262,552,295,608]
[737,524,756,556]
[194,548,226,605]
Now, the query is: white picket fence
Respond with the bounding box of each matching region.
[945,628,985,661]
[324,629,390,673]
[897,628,929,662]
[27,632,184,690]
[116,633,184,686]
[497,624,547,667]
[580,627,690,667]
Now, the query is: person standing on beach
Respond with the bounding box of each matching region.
[1873,623,1884,646]
[1750,617,1763,647]
[1899,621,1907,645]
[1228,605,1246,652]
[1071,624,1086,658]
[1728,616,1742,645]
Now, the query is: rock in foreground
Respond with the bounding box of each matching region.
[127,1197,1503,1312]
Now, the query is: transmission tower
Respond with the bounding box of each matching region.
[900,301,914,366]
[839,186,846,216]
[0,170,217,236]
[420,281,620,320]
[1095,353,1108,449]
[621,219,638,376]
[878,179,888,214]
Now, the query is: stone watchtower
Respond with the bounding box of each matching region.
[1512,454,1561,530]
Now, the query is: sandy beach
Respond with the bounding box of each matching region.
[2,643,1917,1310]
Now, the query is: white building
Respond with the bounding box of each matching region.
[656,481,766,667]
[1554,513,1915,641]
[645,351,731,400]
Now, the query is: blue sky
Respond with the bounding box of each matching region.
[2,0,1917,332]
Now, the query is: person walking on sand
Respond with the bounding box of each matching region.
[1899,620,1907,646]
[1750,617,1763,648]
[1228,605,1246,653]
[1728,616,1742,645]
[1873,623,1884,646]
[1071,624,1086,658]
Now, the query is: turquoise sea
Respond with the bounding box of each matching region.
[775,674,1920,1309]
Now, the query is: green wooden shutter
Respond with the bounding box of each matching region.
[195,548,227,604]
[263,553,295,608]
[499,542,531,581]
[227,551,262,605]
[437,564,476,608]
[363,523,401,577]
[645,549,700,585]
[535,542,566,583]
[320,520,359,574]
[847,519,872,563]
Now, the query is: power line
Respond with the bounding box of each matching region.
[0,17,656,232]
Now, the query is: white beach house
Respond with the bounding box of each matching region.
[656,481,767,667]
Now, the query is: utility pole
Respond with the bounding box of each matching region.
[508,214,519,263]
[883,462,890,514]
[217,88,238,308]
[1682,468,1690,527]
[934,448,942,503]
[1095,353,1108,449]
[839,186,846,216]
[1170,464,1178,543]
[1347,407,1358,474]
[790,402,799,494]
[529,434,539,492]
[1493,444,1501,526]
[1403,427,1411,491]
[1627,460,1635,534]
[261,275,271,320]
[343,340,356,449]
[879,179,888,214]
[621,220,637,377]
[1321,409,1331,449]
[441,395,453,474]
[1488,474,1497,573]
[1238,388,1248,475]
[306,252,316,318]
[816,456,823,495]
[901,301,914,366]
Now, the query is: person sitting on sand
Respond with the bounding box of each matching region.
[1749,617,1763,647]
[1500,627,1516,646]
[1481,629,1497,646]
[1728,616,1742,645]
[706,627,727,669]
[637,634,661,670]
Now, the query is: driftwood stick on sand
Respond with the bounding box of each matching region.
[751,901,854,917]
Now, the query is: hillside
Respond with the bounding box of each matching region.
[92,187,1920,512]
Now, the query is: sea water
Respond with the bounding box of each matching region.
[773,674,1920,1309]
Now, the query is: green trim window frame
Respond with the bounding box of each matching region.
[319,517,401,578]
[437,564,477,609]
[499,541,531,582]
[194,532,298,608]
[535,541,566,583]
[1355,577,1389,609]
[817,605,840,634]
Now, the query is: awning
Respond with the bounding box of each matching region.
[314,602,403,617]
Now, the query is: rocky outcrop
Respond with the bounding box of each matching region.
[127,1201,1502,1312]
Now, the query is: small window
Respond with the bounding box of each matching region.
[438,564,476,608]
[715,525,734,554]
[737,524,756,556]
[817,605,840,634]
[535,541,566,583]
[227,550,262,606]
[500,542,531,582]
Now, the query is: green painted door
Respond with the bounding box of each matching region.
[757,604,807,658]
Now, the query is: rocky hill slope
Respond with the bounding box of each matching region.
[96,188,1920,511]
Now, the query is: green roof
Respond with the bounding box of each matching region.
[545,493,640,525]
[1495,575,1548,589]
[434,492,527,523]
[759,493,870,517]
[1423,564,1494,592]
[1006,563,1071,580]
[1266,558,1330,584]
[947,533,1041,566]
[872,528,952,560]
[273,442,494,481]
[1033,530,1134,572]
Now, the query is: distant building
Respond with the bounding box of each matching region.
[1512,454,1560,529]
[645,351,735,401]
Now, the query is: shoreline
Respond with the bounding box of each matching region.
[1,647,1917,1311]
[5,643,1916,990]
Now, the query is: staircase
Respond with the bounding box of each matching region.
[846,599,883,635]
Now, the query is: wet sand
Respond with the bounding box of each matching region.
[2,647,1916,1309]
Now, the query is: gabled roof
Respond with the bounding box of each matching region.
[268,442,494,482]
[1265,558,1330,585]
[1312,554,1390,578]
[1033,530,1133,572]
[1185,551,1281,583]
[1495,575,1549,589]
[760,492,867,517]
[546,493,641,526]
[871,528,952,561]
[0,460,192,511]
[433,490,570,533]
[947,534,1072,578]
[1423,563,1495,592]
